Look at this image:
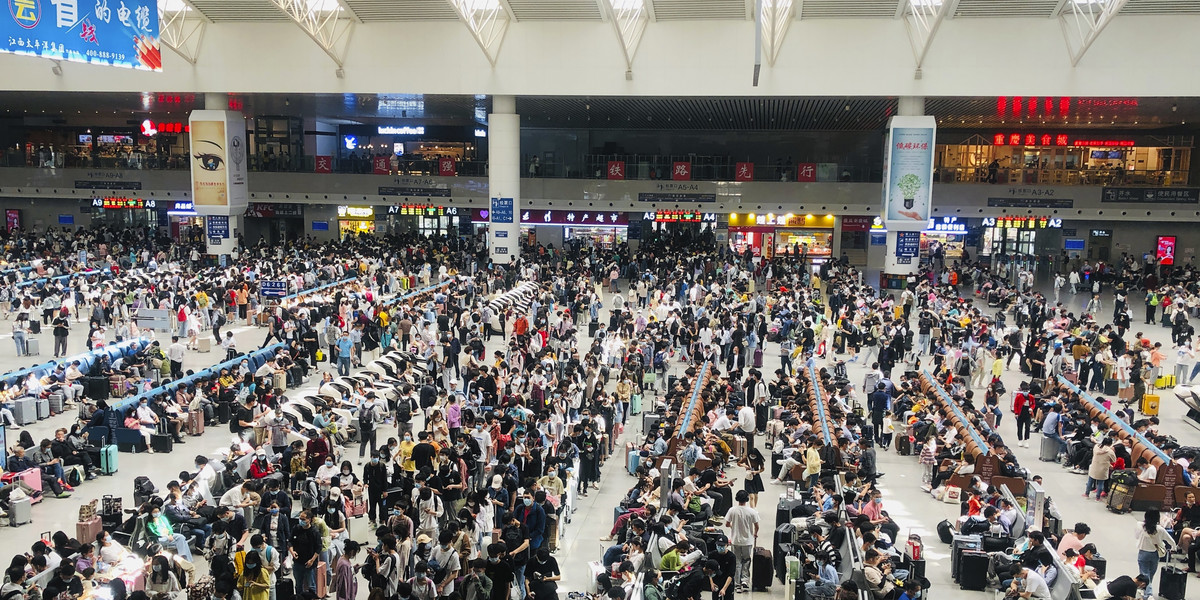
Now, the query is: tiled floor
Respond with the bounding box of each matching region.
[2,281,1198,600]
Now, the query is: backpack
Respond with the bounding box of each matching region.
[359,405,376,429]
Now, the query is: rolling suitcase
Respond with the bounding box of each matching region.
[24,338,39,356]
[752,547,773,591]
[13,398,35,425]
[896,434,912,455]
[86,376,109,401]
[1104,378,1119,395]
[77,515,103,543]
[950,534,981,581]
[187,412,204,436]
[1107,482,1134,513]
[151,433,174,453]
[753,348,763,368]
[1039,435,1060,461]
[776,498,806,525]
[276,578,295,600]
[197,337,211,352]
[217,403,232,424]
[1156,374,1177,389]
[627,449,640,475]
[1160,564,1187,600]
[958,550,990,590]
[10,497,31,526]
[315,561,327,598]
[35,398,49,420]
[1141,394,1160,416]
[589,322,598,337]
[629,394,642,415]
[48,394,64,415]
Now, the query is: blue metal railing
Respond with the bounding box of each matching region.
[1057,376,1172,465]
[677,360,710,439]
[807,364,833,446]
[278,277,357,302]
[922,369,988,451]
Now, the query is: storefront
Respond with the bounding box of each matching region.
[470,209,629,249]
[867,216,976,264]
[839,216,874,264]
[381,204,463,237]
[936,131,1192,186]
[338,125,484,174]
[726,213,836,260]
[245,203,304,244]
[337,205,377,238]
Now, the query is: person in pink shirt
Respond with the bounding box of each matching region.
[447,394,462,443]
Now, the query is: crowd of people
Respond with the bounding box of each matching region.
[0,222,1196,600]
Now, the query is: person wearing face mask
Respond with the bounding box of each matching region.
[267,409,291,456]
[363,452,389,527]
[427,531,461,599]
[333,541,359,600]
[525,547,560,599]
[247,534,279,600]
[395,435,416,474]
[249,450,278,480]
[415,486,444,542]
[331,460,359,492]
[709,534,736,600]
[323,490,349,561]
[483,543,513,600]
[253,503,291,578]
[215,506,251,548]
[315,456,340,487]
[805,551,840,598]
[408,561,437,600]
[289,511,322,594]
[143,555,181,595]
[461,558,492,600]
[236,549,271,600]
[258,479,293,519]
[145,505,194,562]
[513,490,546,552]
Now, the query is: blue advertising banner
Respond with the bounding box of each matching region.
[261,281,287,298]
[58,214,74,225]
[206,215,230,239]
[491,197,514,224]
[895,231,920,258]
[883,116,936,230]
[311,221,329,231]
[2,0,161,70]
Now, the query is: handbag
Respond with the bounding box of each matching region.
[943,486,962,505]
[78,499,99,521]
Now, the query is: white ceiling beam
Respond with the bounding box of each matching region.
[1059,0,1129,67]
[644,0,657,22]
[759,0,795,67]
[601,0,649,73]
[497,0,518,22]
[268,0,358,70]
[1051,0,1071,17]
[446,0,512,67]
[157,0,209,64]
[794,0,803,20]
[902,0,954,73]
[894,0,907,19]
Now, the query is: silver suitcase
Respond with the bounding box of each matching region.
[48,394,64,414]
[35,398,49,420]
[24,338,39,356]
[1039,435,1059,462]
[13,398,35,425]
[10,497,31,526]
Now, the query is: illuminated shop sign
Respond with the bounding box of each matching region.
[471,209,629,226]
[387,205,458,216]
[474,129,487,138]
[92,197,156,209]
[991,132,1135,147]
[981,216,1062,229]
[926,216,968,234]
[728,213,835,228]
[337,206,374,218]
[377,126,425,136]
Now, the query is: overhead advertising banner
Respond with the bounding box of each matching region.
[2,0,161,70]
[1157,236,1177,266]
[188,110,248,215]
[883,116,936,231]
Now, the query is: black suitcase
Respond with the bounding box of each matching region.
[217,403,232,424]
[776,498,806,525]
[29,320,40,334]
[896,435,912,455]
[904,557,926,580]
[958,550,989,590]
[752,547,773,591]
[588,321,598,337]
[277,578,295,600]
[289,366,302,389]
[1104,378,1119,395]
[151,433,173,453]
[982,534,1012,552]
[86,376,109,401]
[1160,565,1187,600]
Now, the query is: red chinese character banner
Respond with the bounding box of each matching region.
[671,161,691,181]
[735,162,754,182]
[438,157,457,176]
[373,156,390,175]
[607,161,625,180]
[795,163,817,182]
[314,156,332,174]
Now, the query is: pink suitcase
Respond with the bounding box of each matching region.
[346,496,367,518]
[2,468,44,504]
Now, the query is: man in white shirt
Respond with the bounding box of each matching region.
[63,361,86,402]
[724,490,761,593]
[167,335,187,379]
[1010,566,1051,600]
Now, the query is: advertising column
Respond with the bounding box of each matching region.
[880,115,936,290]
[188,109,248,257]
[488,96,520,264]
